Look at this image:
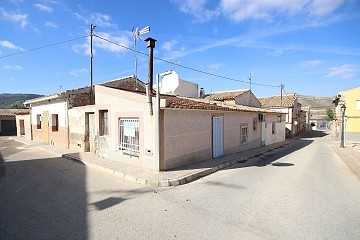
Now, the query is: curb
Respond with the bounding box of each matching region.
[62,140,292,187]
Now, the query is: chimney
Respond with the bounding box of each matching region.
[200,87,205,98]
[145,37,156,95]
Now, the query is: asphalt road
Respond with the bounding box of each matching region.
[1,132,359,239]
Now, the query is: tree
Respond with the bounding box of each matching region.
[326,108,334,121]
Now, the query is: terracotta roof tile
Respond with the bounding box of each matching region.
[0,109,17,116]
[164,96,282,113]
[258,93,298,108]
[204,89,249,101]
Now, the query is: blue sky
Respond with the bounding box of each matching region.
[1,0,359,97]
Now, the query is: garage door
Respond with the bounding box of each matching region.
[1,120,17,136]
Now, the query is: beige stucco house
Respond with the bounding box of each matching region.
[93,85,285,170]
[22,76,145,149]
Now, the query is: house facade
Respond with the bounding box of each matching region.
[258,93,304,137]
[93,85,285,170]
[23,76,146,149]
[15,109,31,140]
[333,86,360,141]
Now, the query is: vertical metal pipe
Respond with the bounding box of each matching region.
[156,74,160,168]
[340,105,346,148]
[145,38,157,95]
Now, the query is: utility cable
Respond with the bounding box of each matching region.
[94,34,281,88]
[0,35,89,59]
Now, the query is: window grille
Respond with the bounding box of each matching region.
[241,126,248,143]
[253,117,258,131]
[99,110,108,136]
[119,118,140,156]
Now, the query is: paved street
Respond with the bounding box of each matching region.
[1,133,359,239]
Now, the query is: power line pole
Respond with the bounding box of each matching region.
[280,82,285,106]
[248,72,252,92]
[90,23,95,105]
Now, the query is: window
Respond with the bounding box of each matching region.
[241,126,248,143]
[51,114,58,132]
[99,110,108,136]
[253,117,258,131]
[277,114,282,123]
[272,122,276,134]
[36,114,41,129]
[119,118,140,155]
[357,100,360,110]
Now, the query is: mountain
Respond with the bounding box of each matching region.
[0,93,43,108]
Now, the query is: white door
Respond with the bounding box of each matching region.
[212,116,223,158]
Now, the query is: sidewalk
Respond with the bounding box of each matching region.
[10,136,291,187]
[331,140,360,181]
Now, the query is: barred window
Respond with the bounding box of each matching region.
[99,110,108,136]
[241,126,248,143]
[253,117,258,131]
[119,118,140,155]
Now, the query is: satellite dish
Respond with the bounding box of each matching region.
[160,70,179,94]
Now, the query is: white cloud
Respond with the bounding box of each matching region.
[72,10,116,28]
[69,68,88,76]
[34,3,53,12]
[73,31,132,55]
[171,0,221,22]
[0,40,24,51]
[45,21,58,28]
[3,64,22,70]
[172,0,345,22]
[0,7,27,27]
[299,60,322,67]
[325,64,358,79]
[161,40,186,59]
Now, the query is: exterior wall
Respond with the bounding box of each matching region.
[162,109,282,170]
[234,91,261,108]
[30,99,69,148]
[15,114,31,140]
[95,85,158,170]
[223,111,262,154]
[174,79,198,98]
[339,87,360,133]
[0,116,16,135]
[265,113,285,145]
[162,109,213,170]
[68,105,96,151]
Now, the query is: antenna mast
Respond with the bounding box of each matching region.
[280,82,285,106]
[132,26,150,88]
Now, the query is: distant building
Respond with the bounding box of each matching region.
[258,93,305,137]
[297,95,335,131]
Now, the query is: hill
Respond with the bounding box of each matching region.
[298,95,334,109]
[0,93,43,108]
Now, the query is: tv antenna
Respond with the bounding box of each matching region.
[132,26,150,83]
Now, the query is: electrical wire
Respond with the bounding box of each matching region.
[0,35,89,59]
[93,34,281,88]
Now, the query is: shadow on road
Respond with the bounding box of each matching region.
[0,156,89,240]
